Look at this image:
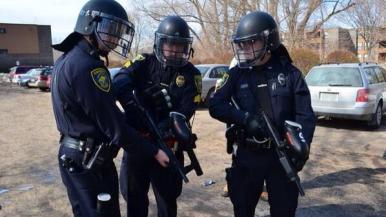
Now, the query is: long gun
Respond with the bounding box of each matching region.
[169,111,203,176]
[132,90,189,183]
[231,97,305,196]
[184,134,203,176]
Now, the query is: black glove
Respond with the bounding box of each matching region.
[243,113,269,139]
[144,84,172,111]
[289,154,308,172]
[157,118,170,131]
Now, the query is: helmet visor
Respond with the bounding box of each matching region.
[231,31,268,68]
[155,33,193,67]
[95,12,135,58]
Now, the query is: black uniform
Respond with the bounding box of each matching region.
[113,53,201,217]
[209,55,316,217]
[52,39,152,217]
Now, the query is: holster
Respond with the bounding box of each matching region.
[225,125,245,154]
[76,138,118,170]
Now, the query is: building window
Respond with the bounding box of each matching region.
[0,49,8,54]
[0,28,6,34]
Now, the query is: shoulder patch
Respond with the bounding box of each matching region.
[133,54,145,62]
[123,60,132,68]
[215,73,229,91]
[90,68,111,92]
[194,75,202,94]
[124,54,146,68]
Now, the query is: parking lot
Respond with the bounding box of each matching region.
[0,82,385,217]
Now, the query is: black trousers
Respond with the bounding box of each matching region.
[58,145,121,217]
[226,146,299,217]
[120,150,183,217]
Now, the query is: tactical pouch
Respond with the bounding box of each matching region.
[81,138,96,169]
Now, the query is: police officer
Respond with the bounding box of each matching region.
[113,16,201,217]
[51,0,159,216]
[209,11,316,217]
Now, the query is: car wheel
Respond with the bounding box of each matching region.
[204,88,215,107]
[39,87,47,92]
[368,103,382,129]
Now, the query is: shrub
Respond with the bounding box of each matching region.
[290,48,320,76]
[326,50,358,63]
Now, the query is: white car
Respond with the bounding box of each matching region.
[306,63,386,128]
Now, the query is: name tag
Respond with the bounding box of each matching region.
[257,84,267,88]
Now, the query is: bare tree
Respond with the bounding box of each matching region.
[341,0,386,61]
[127,0,354,62]
[280,0,355,48]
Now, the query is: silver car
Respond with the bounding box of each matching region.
[195,64,229,106]
[306,63,386,128]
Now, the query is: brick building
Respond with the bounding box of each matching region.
[0,23,53,72]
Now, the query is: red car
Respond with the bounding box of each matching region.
[46,74,52,91]
[28,67,53,91]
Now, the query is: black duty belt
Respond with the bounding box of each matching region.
[242,137,272,151]
[60,135,86,152]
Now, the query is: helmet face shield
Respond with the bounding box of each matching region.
[94,12,135,58]
[231,30,268,68]
[155,33,192,67]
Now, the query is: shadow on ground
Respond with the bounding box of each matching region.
[316,117,386,132]
[303,167,386,189]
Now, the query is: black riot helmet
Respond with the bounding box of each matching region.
[154,16,193,67]
[231,11,280,68]
[54,0,135,57]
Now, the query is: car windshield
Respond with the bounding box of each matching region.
[42,68,53,75]
[306,67,363,87]
[26,68,43,76]
[195,66,210,77]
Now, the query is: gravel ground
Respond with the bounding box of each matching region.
[0,82,385,217]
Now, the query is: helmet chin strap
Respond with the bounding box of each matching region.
[254,40,270,67]
[90,32,110,67]
[255,50,270,66]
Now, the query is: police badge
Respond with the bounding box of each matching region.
[176,75,185,87]
[277,73,286,86]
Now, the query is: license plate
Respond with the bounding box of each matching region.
[320,92,338,102]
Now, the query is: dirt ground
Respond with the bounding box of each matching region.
[0,82,385,217]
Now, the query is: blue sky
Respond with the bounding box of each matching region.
[0,0,131,43]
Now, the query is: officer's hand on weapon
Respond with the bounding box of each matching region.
[155,149,170,167]
[243,112,269,138]
[144,84,172,111]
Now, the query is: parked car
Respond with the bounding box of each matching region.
[46,74,52,91]
[28,67,53,91]
[195,64,229,106]
[17,68,45,87]
[305,63,386,128]
[9,66,38,83]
